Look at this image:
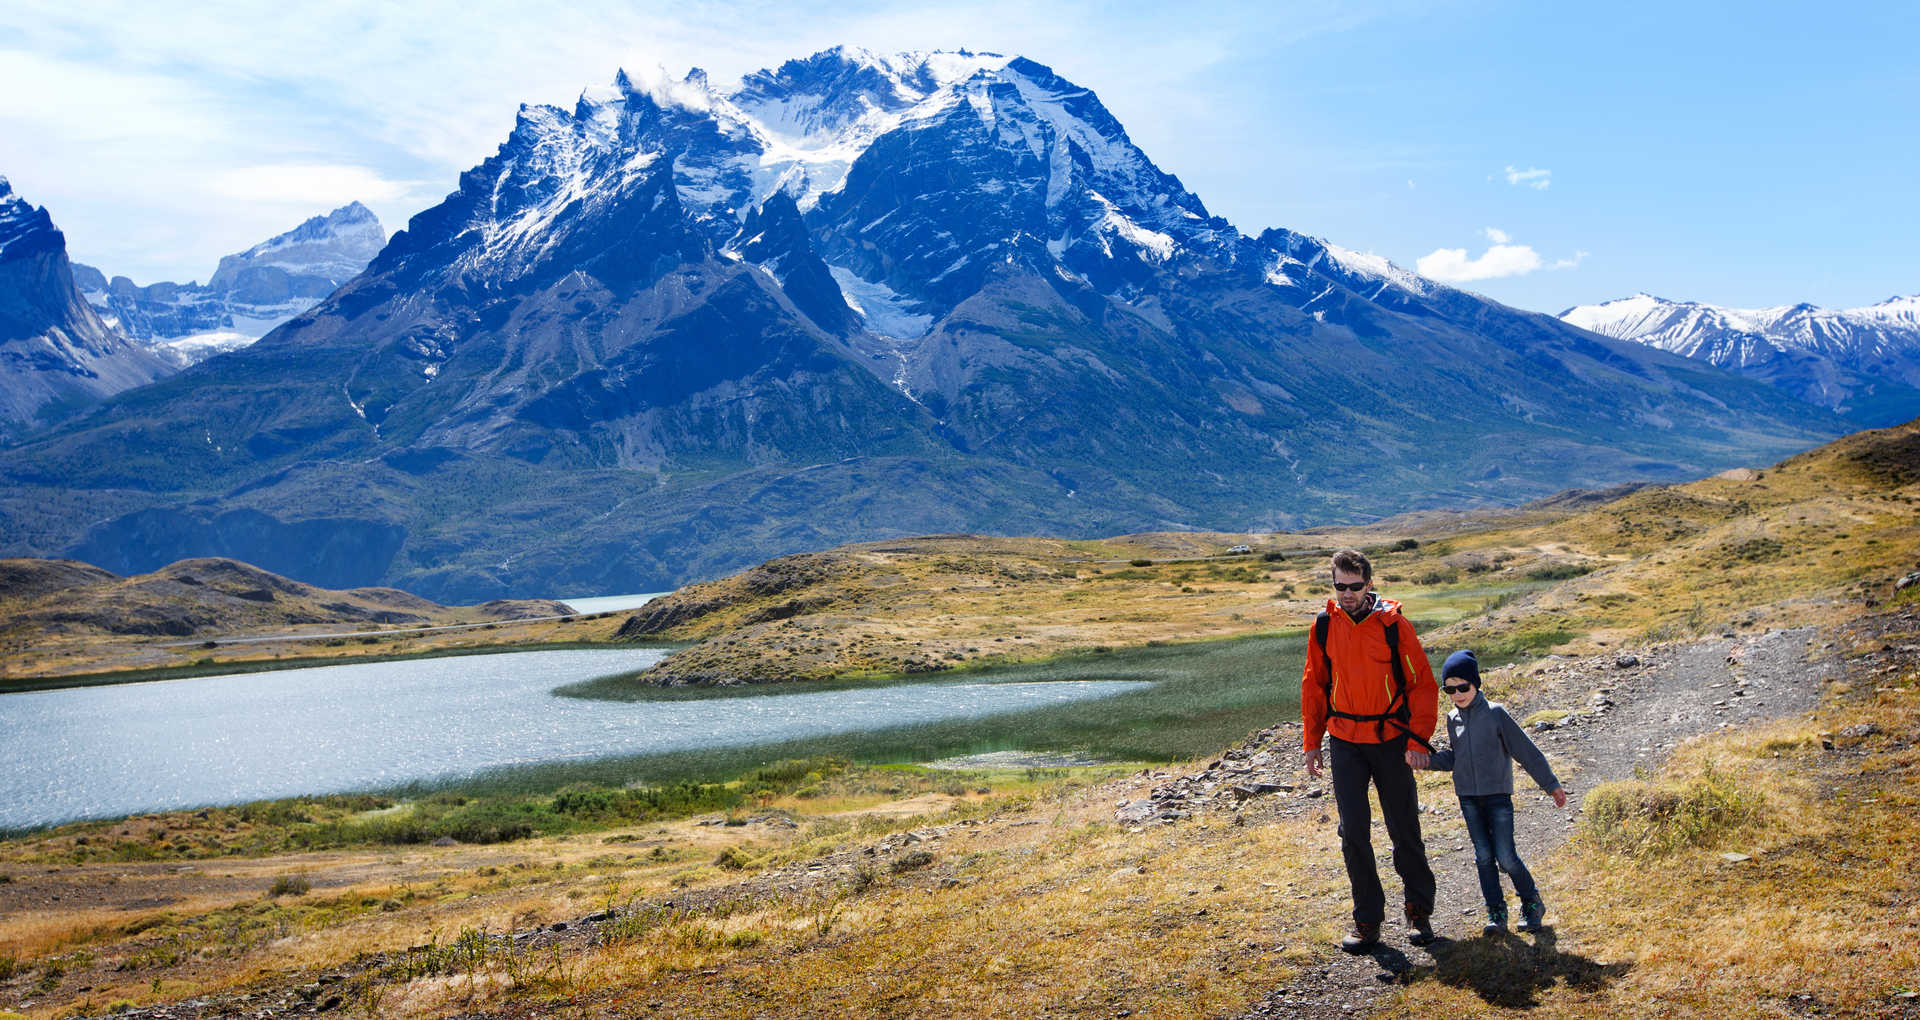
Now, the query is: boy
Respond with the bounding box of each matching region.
[1422,649,1569,934]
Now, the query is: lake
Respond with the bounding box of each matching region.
[0,648,1147,830]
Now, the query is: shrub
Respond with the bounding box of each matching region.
[715,846,755,871]
[551,785,623,818]
[891,850,936,873]
[268,874,311,897]
[1129,559,1152,567]
[1581,764,1761,857]
[1526,563,1593,581]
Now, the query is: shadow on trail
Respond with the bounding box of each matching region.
[1374,929,1632,1009]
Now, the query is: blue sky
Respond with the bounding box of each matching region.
[2,0,1913,315]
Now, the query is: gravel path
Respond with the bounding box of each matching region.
[1235,627,1831,1018]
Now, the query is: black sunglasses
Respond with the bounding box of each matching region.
[1331,581,1368,592]
[1442,683,1474,694]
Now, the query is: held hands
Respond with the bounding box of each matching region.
[1306,748,1323,779]
[1552,787,1569,809]
[1404,748,1430,770]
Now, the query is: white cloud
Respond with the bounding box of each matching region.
[1417,244,1543,282]
[1504,165,1551,190]
[0,0,1419,283]
[213,165,421,206]
[1417,228,1586,283]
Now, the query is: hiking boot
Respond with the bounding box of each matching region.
[1517,899,1547,933]
[1340,921,1381,953]
[1483,906,1508,936]
[1406,908,1435,947]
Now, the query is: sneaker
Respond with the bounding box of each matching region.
[1406,908,1435,947]
[1483,906,1508,936]
[1517,899,1547,933]
[1340,921,1381,953]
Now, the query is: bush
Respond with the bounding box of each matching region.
[1129,559,1152,567]
[1526,563,1594,581]
[1581,764,1761,857]
[268,874,311,897]
[891,850,936,873]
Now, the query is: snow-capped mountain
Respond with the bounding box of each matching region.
[1,49,1849,599]
[1562,293,1920,424]
[73,202,385,367]
[0,176,169,433]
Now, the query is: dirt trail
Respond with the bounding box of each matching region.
[1236,627,1830,1018]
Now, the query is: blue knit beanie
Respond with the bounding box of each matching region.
[1442,649,1481,687]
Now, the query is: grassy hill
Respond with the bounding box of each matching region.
[1,420,1916,1019]
[0,557,578,687]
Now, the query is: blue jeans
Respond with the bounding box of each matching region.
[1457,793,1539,914]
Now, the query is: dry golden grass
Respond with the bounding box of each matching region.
[7,422,1920,1019]
[1374,620,1920,1019]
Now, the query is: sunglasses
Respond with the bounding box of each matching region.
[1442,683,1474,694]
[1331,581,1368,592]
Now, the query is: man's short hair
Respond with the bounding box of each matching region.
[1331,547,1372,581]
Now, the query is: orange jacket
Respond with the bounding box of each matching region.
[1301,596,1438,751]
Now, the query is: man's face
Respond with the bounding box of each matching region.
[1332,566,1370,614]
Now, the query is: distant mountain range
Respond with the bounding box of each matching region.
[0,177,170,436]
[71,202,385,367]
[1562,293,1920,423]
[0,49,1856,600]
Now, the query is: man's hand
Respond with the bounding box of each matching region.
[1306,748,1323,779]
[1404,748,1430,770]
[1552,787,1569,809]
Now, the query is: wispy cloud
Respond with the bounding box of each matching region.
[1504,165,1552,190]
[0,0,1421,283]
[1416,227,1579,283]
[214,165,425,207]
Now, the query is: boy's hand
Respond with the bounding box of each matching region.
[1404,748,1430,769]
[1552,787,1569,808]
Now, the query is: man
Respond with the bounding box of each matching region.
[1302,547,1439,952]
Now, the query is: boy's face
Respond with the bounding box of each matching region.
[1444,677,1477,708]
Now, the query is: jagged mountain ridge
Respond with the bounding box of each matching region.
[0,176,169,436]
[1561,293,1920,423]
[71,202,385,367]
[0,48,1851,600]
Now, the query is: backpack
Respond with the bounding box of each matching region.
[1315,609,1434,753]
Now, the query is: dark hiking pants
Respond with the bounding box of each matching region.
[1329,735,1436,925]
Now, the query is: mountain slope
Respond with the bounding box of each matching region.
[1562,292,1920,423]
[0,177,169,436]
[0,50,1852,600]
[71,202,385,367]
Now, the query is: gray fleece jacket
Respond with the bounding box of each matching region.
[1426,691,1561,797]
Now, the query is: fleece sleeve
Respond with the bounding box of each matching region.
[1498,707,1562,793]
[1301,624,1330,752]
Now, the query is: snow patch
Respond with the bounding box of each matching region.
[828,265,934,338]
